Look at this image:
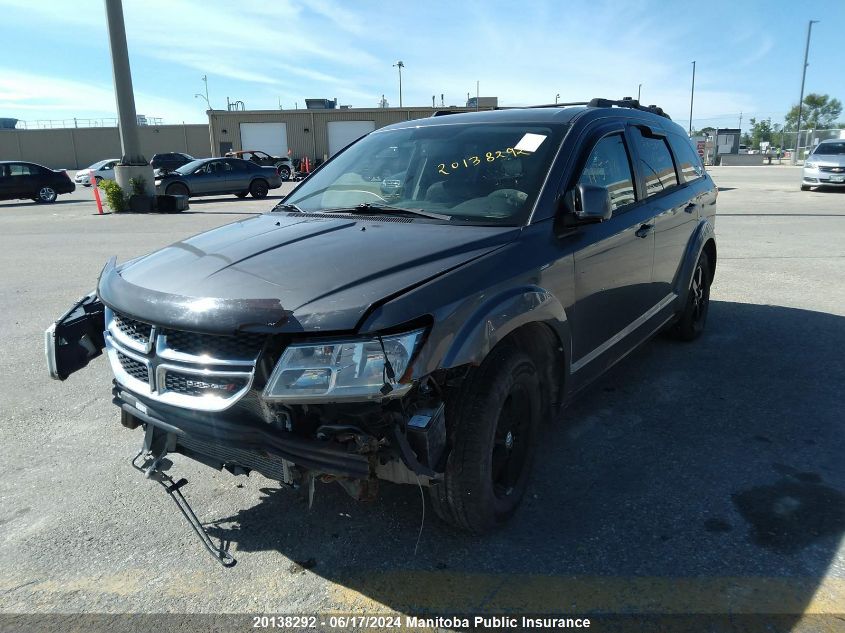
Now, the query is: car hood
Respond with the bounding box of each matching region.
[809,154,845,166]
[98,213,519,334]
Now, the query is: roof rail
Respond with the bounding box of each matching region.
[588,97,671,120]
[506,101,590,110]
[431,110,461,117]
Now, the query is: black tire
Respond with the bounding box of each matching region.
[673,250,712,341]
[34,186,57,203]
[800,184,811,191]
[429,344,541,533]
[234,191,249,198]
[277,165,291,181]
[94,176,103,186]
[250,179,269,199]
[166,182,189,197]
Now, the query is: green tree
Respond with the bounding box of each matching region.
[784,93,842,131]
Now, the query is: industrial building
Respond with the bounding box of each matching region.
[206,106,481,162]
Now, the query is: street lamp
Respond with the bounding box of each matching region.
[393,61,404,108]
[194,93,210,110]
[688,61,696,135]
[194,74,211,110]
[637,83,642,102]
[793,20,819,165]
[555,93,560,104]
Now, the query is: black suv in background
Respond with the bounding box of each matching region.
[150,152,195,176]
[0,161,75,203]
[47,98,717,539]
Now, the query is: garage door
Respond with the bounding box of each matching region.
[239,122,288,157]
[327,121,376,156]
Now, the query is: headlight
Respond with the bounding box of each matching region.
[263,329,424,402]
[804,161,818,169]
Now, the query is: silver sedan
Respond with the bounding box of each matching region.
[154,157,282,199]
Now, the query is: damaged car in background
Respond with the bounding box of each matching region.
[46,98,717,562]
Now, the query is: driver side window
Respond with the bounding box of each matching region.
[578,133,636,213]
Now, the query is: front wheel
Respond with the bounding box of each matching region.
[250,179,269,199]
[277,165,291,181]
[800,184,811,191]
[429,345,541,533]
[35,186,57,203]
[673,251,712,341]
[165,182,189,197]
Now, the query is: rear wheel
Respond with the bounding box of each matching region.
[673,250,712,341]
[277,165,291,181]
[250,179,269,199]
[34,186,57,203]
[166,182,189,197]
[429,344,541,533]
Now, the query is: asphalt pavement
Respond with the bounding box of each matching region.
[0,167,843,629]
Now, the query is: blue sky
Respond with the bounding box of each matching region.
[1,0,843,132]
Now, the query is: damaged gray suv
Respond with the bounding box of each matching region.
[46,98,717,545]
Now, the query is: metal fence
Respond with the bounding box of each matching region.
[769,128,844,159]
[14,116,164,129]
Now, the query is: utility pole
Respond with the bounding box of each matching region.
[476,80,479,111]
[637,84,642,102]
[792,20,819,165]
[393,61,404,107]
[103,0,153,194]
[739,111,743,131]
[688,61,696,135]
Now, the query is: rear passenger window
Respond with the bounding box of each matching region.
[671,136,705,182]
[9,164,33,176]
[578,133,636,212]
[632,129,678,196]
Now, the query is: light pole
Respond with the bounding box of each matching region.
[393,61,404,108]
[688,61,696,135]
[792,20,819,165]
[194,93,210,110]
[555,93,560,104]
[637,84,642,102]
[103,0,154,194]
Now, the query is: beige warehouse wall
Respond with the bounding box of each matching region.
[207,107,481,161]
[0,125,210,169]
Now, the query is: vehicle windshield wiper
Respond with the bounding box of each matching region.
[273,202,304,213]
[323,203,451,221]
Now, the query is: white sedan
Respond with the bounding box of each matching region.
[74,159,118,186]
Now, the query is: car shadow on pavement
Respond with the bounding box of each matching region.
[205,301,845,625]
[0,199,84,208]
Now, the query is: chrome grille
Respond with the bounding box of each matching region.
[104,307,262,412]
[160,329,265,360]
[117,350,149,382]
[163,371,250,397]
[819,166,845,173]
[114,314,152,345]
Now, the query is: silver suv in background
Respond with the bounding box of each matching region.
[801,139,845,190]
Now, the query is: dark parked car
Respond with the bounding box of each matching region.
[149,152,194,176]
[46,98,716,544]
[0,161,75,203]
[154,157,282,199]
[225,150,295,181]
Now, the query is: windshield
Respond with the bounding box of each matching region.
[174,159,206,175]
[86,159,111,169]
[284,122,566,224]
[812,142,845,155]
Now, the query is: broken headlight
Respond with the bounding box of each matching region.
[262,329,424,403]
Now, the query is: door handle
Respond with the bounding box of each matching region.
[635,224,654,238]
[683,203,697,213]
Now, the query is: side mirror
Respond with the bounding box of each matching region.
[574,183,612,222]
